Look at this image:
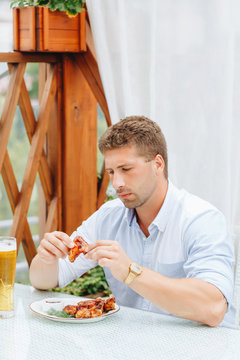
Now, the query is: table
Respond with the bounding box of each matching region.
[0,284,240,360]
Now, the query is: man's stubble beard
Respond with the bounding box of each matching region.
[119,194,147,209]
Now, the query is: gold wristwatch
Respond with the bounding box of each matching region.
[124,263,143,285]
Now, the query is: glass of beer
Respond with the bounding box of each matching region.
[0,237,17,318]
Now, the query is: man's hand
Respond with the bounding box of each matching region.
[37,231,75,264]
[85,240,132,282]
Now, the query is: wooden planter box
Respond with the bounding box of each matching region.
[13,6,86,52]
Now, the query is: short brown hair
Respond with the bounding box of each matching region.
[99,115,168,178]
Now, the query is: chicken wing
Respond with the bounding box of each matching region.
[63,305,78,315]
[68,236,88,263]
[77,299,103,309]
[75,300,105,318]
[104,297,116,312]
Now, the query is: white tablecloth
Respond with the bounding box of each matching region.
[0,284,240,360]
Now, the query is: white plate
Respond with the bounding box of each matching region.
[29,297,120,324]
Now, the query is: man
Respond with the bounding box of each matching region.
[30,116,235,327]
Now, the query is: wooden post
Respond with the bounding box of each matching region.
[38,62,63,238]
[38,63,48,239]
[62,55,97,235]
[46,62,63,233]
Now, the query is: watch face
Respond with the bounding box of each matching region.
[131,263,141,274]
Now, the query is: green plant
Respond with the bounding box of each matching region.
[52,266,111,297]
[10,0,85,17]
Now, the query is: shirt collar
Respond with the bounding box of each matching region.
[151,180,176,232]
[124,180,177,231]
[125,207,136,226]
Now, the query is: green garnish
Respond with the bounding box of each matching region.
[47,309,74,318]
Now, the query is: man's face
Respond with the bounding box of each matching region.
[104,146,162,209]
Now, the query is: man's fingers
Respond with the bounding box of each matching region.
[86,248,118,263]
[45,234,69,254]
[37,247,58,264]
[37,231,75,265]
[86,240,117,252]
[49,231,75,248]
[98,258,112,268]
[40,238,66,258]
[86,241,121,262]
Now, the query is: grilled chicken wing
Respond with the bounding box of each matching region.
[104,297,116,312]
[77,299,103,309]
[68,236,88,263]
[63,298,116,319]
[63,305,78,315]
[75,300,105,318]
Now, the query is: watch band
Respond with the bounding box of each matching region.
[124,271,137,285]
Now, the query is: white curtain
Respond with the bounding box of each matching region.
[86,0,240,238]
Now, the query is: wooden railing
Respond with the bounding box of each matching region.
[0,25,111,265]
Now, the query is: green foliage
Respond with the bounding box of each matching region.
[10,0,35,6]
[52,266,111,297]
[10,0,85,16]
[47,309,74,318]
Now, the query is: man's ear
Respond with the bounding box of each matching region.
[154,154,165,173]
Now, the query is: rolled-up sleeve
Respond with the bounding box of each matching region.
[183,210,235,305]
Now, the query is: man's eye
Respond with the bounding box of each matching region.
[122,168,131,172]
[107,170,114,175]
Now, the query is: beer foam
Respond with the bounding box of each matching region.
[0,240,16,251]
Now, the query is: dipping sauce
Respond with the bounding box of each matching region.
[42,298,64,312]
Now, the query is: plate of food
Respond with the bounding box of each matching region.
[29,297,120,323]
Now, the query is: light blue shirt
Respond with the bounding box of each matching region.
[59,181,235,327]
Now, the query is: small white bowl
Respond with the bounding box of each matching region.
[42,298,64,313]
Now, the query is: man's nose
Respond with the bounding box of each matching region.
[112,172,125,189]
